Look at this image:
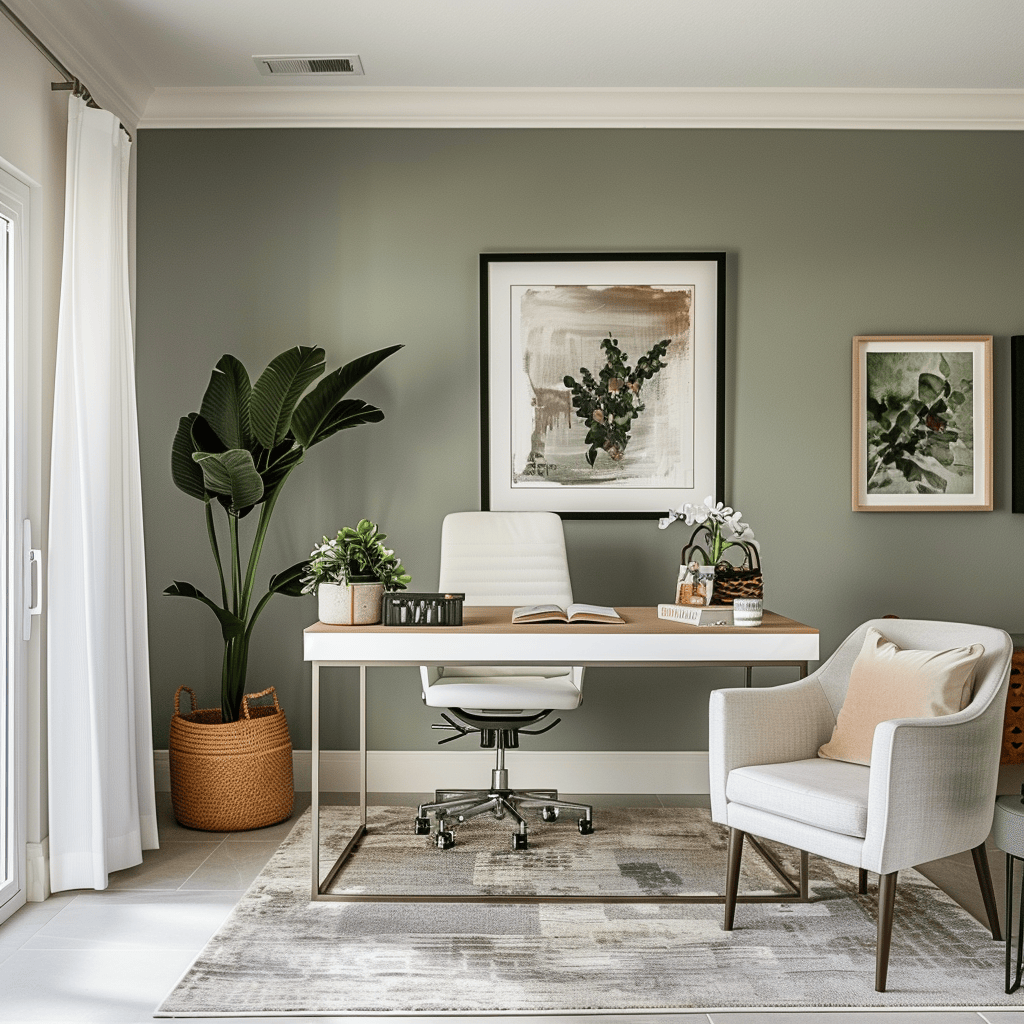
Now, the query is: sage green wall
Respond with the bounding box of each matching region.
[136,128,1024,753]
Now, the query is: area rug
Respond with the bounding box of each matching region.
[157,806,1014,1015]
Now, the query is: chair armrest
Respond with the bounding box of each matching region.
[863,703,1006,874]
[708,676,836,824]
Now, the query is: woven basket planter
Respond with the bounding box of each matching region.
[169,685,294,832]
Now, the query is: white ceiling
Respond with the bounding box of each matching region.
[8,0,1024,128]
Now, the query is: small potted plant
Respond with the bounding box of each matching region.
[303,519,411,624]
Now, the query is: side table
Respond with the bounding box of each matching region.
[992,795,1024,993]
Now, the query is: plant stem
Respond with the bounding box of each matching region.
[244,588,277,642]
[240,468,295,621]
[229,514,240,617]
[205,501,228,609]
[221,633,250,723]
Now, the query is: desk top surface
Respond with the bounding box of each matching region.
[305,605,816,637]
[304,606,819,665]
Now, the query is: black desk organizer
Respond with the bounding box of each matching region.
[382,592,464,627]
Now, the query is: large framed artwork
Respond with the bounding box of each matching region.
[480,252,726,519]
[852,335,993,512]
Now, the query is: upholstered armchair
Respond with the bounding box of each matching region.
[709,617,1012,991]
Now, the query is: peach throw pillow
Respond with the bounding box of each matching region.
[817,627,984,766]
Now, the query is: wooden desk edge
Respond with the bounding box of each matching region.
[305,606,817,636]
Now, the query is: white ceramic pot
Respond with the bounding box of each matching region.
[317,581,385,625]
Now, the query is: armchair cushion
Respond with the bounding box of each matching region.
[727,758,871,838]
[817,627,983,766]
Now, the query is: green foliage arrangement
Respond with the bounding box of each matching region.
[301,520,411,595]
[167,343,402,722]
[562,334,671,466]
[866,354,972,494]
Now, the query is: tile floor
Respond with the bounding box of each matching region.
[0,793,1022,1024]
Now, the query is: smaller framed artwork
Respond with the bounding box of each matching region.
[852,335,993,512]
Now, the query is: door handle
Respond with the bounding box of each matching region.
[23,519,42,641]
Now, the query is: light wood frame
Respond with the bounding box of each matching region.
[852,335,993,512]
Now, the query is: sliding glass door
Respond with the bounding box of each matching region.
[0,162,30,923]
[0,211,10,916]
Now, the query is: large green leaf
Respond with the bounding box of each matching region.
[259,441,305,496]
[171,413,206,500]
[291,344,402,447]
[190,413,226,455]
[193,449,264,511]
[250,346,325,450]
[164,581,246,640]
[268,559,309,597]
[302,399,385,448]
[200,354,252,450]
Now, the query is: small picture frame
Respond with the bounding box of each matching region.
[852,335,993,512]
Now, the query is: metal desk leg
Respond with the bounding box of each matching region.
[311,662,320,900]
[1007,853,1024,993]
[744,666,752,688]
[359,664,367,828]
[312,662,368,900]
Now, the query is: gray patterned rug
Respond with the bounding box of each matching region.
[157,806,1013,1015]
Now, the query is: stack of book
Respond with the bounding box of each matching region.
[657,603,734,626]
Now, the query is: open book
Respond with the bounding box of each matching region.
[512,603,624,625]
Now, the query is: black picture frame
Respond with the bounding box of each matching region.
[1013,336,1024,513]
[480,251,726,520]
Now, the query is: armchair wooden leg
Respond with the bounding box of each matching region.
[724,828,745,931]
[858,868,868,895]
[876,871,898,992]
[971,841,1003,941]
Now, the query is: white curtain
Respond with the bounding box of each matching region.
[47,95,158,892]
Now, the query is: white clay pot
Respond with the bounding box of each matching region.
[317,581,385,625]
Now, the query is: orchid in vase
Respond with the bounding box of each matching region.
[658,495,757,566]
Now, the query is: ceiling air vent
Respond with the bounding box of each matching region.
[254,55,364,77]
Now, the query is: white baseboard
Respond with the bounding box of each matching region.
[153,749,710,795]
[26,838,50,902]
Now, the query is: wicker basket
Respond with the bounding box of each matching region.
[169,685,294,832]
[710,546,764,606]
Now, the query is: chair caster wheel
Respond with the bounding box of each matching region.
[414,816,431,835]
[541,806,559,822]
[578,818,594,835]
[435,830,455,850]
[512,831,529,851]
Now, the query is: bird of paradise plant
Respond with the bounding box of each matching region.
[167,343,402,721]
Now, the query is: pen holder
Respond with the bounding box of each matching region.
[381,592,465,627]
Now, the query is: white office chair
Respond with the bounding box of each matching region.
[710,618,1011,992]
[415,511,594,850]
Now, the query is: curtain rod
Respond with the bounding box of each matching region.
[0,0,132,141]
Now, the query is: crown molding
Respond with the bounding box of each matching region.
[3,0,152,128]
[138,85,1024,130]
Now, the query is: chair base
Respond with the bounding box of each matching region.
[416,772,594,850]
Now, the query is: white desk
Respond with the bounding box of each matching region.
[304,605,819,904]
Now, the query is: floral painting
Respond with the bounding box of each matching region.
[511,284,693,487]
[853,336,992,512]
[865,350,974,495]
